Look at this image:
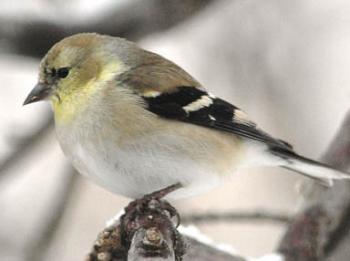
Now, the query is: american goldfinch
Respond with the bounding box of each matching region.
[23,33,349,199]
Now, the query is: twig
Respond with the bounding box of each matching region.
[181,210,291,224]
[25,166,79,261]
[147,183,183,199]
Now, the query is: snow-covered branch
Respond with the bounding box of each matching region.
[86,184,247,261]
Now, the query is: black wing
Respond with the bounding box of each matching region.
[142,86,292,150]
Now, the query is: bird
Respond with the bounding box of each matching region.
[23,33,350,199]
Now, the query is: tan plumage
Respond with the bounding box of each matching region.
[23,33,350,199]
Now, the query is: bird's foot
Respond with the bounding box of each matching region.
[122,183,182,230]
[119,183,185,259]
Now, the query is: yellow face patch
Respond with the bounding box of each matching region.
[51,60,124,125]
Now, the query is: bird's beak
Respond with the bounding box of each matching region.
[23,83,51,105]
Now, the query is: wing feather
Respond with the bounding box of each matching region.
[141,86,292,150]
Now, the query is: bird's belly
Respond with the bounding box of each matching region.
[65,135,224,199]
[56,108,245,199]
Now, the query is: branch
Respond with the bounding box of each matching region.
[87,184,246,261]
[278,110,350,261]
[0,0,213,58]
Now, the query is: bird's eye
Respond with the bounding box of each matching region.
[50,68,56,77]
[57,67,70,78]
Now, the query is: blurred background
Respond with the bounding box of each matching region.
[1,0,350,260]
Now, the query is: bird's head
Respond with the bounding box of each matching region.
[24,33,132,105]
[23,33,136,123]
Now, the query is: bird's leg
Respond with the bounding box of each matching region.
[120,183,182,256]
[142,182,182,227]
[122,183,182,228]
[146,182,183,199]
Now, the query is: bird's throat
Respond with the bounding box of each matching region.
[51,81,96,125]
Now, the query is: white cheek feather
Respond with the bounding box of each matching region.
[183,95,213,113]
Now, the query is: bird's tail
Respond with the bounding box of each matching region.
[270,147,350,186]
